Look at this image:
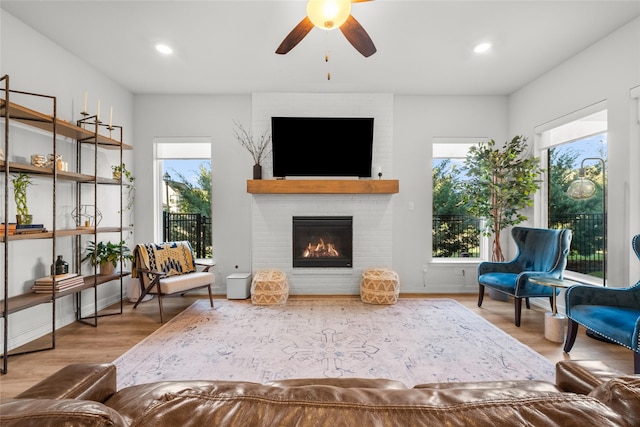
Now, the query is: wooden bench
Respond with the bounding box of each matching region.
[132,241,215,322]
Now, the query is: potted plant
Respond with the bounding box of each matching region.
[111,163,135,232]
[233,120,271,179]
[81,240,133,276]
[461,135,544,262]
[11,172,34,225]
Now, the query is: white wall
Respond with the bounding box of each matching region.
[1,12,134,349]
[133,93,508,295]
[509,17,640,287]
[393,96,509,291]
[133,94,253,291]
[250,93,395,294]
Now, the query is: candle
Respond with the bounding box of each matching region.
[83,92,88,113]
[97,99,101,121]
[377,166,382,174]
[109,107,113,127]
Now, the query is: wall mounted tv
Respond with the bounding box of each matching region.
[271,117,374,178]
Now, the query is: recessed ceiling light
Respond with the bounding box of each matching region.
[155,43,173,55]
[474,42,492,54]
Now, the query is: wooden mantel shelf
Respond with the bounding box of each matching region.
[247,179,399,194]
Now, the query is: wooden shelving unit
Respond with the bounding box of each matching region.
[0,272,131,317]
[0,78,132,373]
[247,179,399,194]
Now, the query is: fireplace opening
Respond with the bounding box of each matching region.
[292,216,353,268]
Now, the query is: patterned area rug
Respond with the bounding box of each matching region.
[114,298,555,389]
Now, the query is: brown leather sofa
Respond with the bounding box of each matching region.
[1,360,638,426]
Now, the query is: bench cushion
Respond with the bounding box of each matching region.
[152,272,216,295]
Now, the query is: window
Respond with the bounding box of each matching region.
[539,108,607,284]
[432,138,484,259]
[154,138,212,258]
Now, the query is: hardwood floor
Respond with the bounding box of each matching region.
[0,293,634,399]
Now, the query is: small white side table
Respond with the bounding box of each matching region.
[529,277,581,343]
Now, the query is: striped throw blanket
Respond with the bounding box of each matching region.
[133,241,196,278]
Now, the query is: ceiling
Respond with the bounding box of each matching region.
[2,0,639,96]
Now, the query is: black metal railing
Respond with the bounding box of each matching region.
[432,212,605,278]
[432,215,481,258]
[162,212,212,258]
[549,213,605,277]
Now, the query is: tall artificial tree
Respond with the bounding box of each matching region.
[461,136,543,261]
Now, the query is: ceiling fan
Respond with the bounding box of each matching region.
[276,0,376,58]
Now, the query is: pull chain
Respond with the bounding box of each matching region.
[326,51,331,80]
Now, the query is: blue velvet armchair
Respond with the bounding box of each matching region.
[564,234,640,374]
[477,227,573,327]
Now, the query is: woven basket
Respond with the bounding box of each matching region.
[251,269,289,305]
[360,268,399,305]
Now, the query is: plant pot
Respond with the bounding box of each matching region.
[253,164,262,180]
[16,214,33,225]
[112,170,121,180]
[100,261,115,276]
[488,288,509,301]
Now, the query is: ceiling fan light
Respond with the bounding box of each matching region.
[307,0,352,30]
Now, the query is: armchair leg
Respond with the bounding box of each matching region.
[478,284,485,307]
[157,293,165,323]
[207,285,214,308]
[635,352,639,374]
[564,319,579,352]
[525,298,531,310]
[515,298,522,327]
[133,277,157,309]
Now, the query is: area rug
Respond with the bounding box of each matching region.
[114,298,555,389]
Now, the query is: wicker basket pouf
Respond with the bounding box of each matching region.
[360,268,399,305]
[251,269,289,305]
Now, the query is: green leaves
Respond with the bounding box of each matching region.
[11,172,33,216]
[460,135,544,260]
[81,240,133,267]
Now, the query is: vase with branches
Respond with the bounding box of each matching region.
[233,121,271,179]
[460,135,544,262]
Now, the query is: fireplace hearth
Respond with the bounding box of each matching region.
[292,216,353,268]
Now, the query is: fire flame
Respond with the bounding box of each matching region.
[302,238,340,258]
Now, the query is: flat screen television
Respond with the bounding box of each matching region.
[271,117,374,178]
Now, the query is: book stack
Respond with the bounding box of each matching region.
[32,273,85,293]
[0,223,17,235]
[15,224,48,234]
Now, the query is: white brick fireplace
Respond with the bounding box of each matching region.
[250,93,395,295]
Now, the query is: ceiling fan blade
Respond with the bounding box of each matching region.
[340,15,377,57]
[276,16,315,55]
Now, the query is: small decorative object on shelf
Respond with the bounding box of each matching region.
[51,255,69,276]
[31,154,47,168]
[81,240,133,276]
[112,163,135,232]
[71,204,102,229]
[11,172,33,225]
[233,120,271,180]
[15,223,47,234]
